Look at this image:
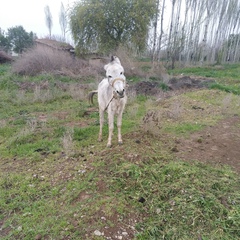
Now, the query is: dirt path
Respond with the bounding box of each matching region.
[175,116,240,173]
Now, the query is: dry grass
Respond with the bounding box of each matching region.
[115,46,137,76]
[62,128,74,156]
[11,44,168,84]
[11,45,100,78]
[0,50,12,63]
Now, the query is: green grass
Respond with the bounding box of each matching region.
[0,63,240,239]
[210,83,240,95]
[164,122,204,135]
[168,64,240,81]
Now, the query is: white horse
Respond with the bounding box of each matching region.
[88,56,127,147]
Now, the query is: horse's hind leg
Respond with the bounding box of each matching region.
[98,109,104,142]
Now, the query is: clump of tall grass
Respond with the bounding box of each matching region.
[11,45,101,78]
[62,128,74,156]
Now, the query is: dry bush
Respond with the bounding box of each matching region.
[114,46,141,77]
[0,50,12,63]
[62,128,74,157]
[12,45,100,77]
[114,46,169,81]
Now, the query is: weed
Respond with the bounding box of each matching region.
[159,82,169,91]
[62,128,74,156]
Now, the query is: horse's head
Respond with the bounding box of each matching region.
[104,57,126,98]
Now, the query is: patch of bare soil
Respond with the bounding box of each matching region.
[129,76,215,97]
[175,116,240,173]
[167,76,215,90]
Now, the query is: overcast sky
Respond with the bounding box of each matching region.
[0,0,76,43]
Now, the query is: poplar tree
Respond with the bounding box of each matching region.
[44,5,53,39]
[59,2,68,40]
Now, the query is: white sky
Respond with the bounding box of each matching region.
[0,0,76,43]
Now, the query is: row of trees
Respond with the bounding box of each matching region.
[1,0,239,66]
[150,0,240,67]
[44,2,68,41]
[69,0,240,66]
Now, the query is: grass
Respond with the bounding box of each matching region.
[168,63,240,95]
[0,63,240,239]
[168,64,240,80]
[210,83,240,95]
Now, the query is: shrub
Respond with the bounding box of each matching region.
[0,50,12,63]
[11,45,101,78]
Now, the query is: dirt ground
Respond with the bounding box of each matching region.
[136,76,240,174]
[175,116,240,173]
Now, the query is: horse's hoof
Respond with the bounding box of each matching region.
[107,143,112,148]
[118,141,123,145]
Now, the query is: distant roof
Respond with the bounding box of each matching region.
[35,39,74,51]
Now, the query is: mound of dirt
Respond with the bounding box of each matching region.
[131,81,160,95]
[130,76,215,96]
[168,76,215,90]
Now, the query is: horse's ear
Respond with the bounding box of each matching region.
[111,56,115,62]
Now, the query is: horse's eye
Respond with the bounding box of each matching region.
[120,72,123,75]
[108,75,112,78]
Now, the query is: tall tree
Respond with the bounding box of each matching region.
[69,0,156,54]
[151,0,160,61]
[7,26,35,53]
[156,0,166,62]
[0,28,11,52]
[59,2,67,40]
[44,5,53,38]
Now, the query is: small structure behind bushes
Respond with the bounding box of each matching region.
[35,39,74,53]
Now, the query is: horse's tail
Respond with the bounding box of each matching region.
[88,90,98,105]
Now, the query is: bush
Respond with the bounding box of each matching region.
[0,50,12,63]
[12,45,102,78]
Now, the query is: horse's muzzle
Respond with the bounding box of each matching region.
[116,90,125,98]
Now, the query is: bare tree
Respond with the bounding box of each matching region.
[44,5,53,39]
[147,0,240,66]
[157,0,166,62]
[151,0,160,62]
[59,2,68,41]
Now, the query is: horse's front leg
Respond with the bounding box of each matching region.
[107,111,114,147]
[117,111,123,145]
[98,109,104,142]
